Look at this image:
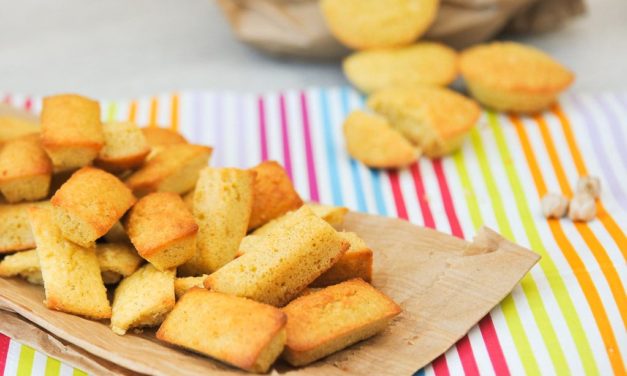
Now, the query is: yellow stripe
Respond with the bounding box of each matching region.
[490,112,598,374]
[16,345,35,376]
[534,113,627,326]
[551,104,627,260]
[72,368,88,376]
[510,113,624,375]
[44,357,61,376]
[170,93,179,131]
[470,124,570,373]
[128,101,138,123]
[452,149,541,375]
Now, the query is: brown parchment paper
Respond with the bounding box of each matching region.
[0,211,539,375]
[216,0,585,58]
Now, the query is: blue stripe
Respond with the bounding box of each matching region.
[413,368,426,376]
[319,89,344,205]
[340,87,368,212]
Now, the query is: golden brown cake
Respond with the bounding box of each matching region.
[0,116,39,144]
[205,206,349,306]
[0,201,49,253]
[368,86,481,157]
[0,249,43,284]
[125,192,198,271]
[460,41,575,113]
[174,275,209,299]
[95,121,150,172]
[179,168,254,275]
[343,111,419,168]
[282,278,401,366]
[344,43,458,93]
[156,289,287,373]
[141,127,187,160]
[0,134,52,203]
[51,167,136,247]
[320,0,438,50]
[311,232,373,287]
[125,143,212,196]
[307,203,349,228]
[40,94,104,170]
[110,264,175,335]
[102,221,129,243]
[28,206,111,319]
[248,161,303,230]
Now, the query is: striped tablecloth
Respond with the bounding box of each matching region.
[1,89,625,376]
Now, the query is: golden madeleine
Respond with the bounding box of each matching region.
[368,86,480,157]
[460,42,574,113]
[320,0,439,50]
[344,111,418,168]
[344,42,458,93]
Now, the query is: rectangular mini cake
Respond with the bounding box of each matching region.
[156,289,287,373]
[110,264,175,335]
[179,167,253,275]
[125,192,198,271]
[0,201,48,253]
[28,206,111,319]
[174,275,209,299]
[310,231,373,287]
[51,167,136,247]
[248,161,303,230]
[40,94,104,170]
[0,134,52,203]
[95,121,150,172]
[204,206,349,306]
[125,143,212,196]
[281,278,401,366]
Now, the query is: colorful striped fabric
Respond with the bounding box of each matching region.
[1,89,625,376]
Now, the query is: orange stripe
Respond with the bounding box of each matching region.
[534,114,627,326]
[510,115,626,374]
[552,104,627,260]
[149,97,158,127]
[170,93,179,132]
[128,101,138,123]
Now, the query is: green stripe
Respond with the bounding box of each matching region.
[489,112,599,375]
[44,357,61,376]
[107,102,118,122]
[16,345,35,376]
[453,150,541,375]
[470,125,570,374]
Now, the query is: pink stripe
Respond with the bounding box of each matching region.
[3,94,11,104]
[257,97,269,161]
[24,97,32,111]
[0,333,9,374]
[299,92,319,202]
[409,163,435,227]
[278,94,293,180]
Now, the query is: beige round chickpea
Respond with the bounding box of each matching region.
[576,176,601,199]
[541,193,569,219]
[568,193,597,222]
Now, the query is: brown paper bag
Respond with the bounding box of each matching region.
[216,0,585,58]
[0,212,539,375]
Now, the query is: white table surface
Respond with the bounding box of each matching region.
[0,0,625,98]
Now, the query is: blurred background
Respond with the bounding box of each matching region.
[0,0,625,98]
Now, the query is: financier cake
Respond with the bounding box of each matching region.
[344,43,458,93]
[157,289,287,373]
[0,116,39,144]
[28,206,111,319]
[0,134,52,203]
[40,94,104,170]
[281,278,401,366]
[141,127,188,160]
[125,143,212,196]
[320,0,439,50]
[248,161,303,230]
[95,121,150,172]
[0,201,49,253]
[125,192,198,271]
[460,41,575,113]
[179,167,253,275]
[343,111,419,168]
[311,232,373,287]
[368,86,481,157]
[51,167,136,247]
